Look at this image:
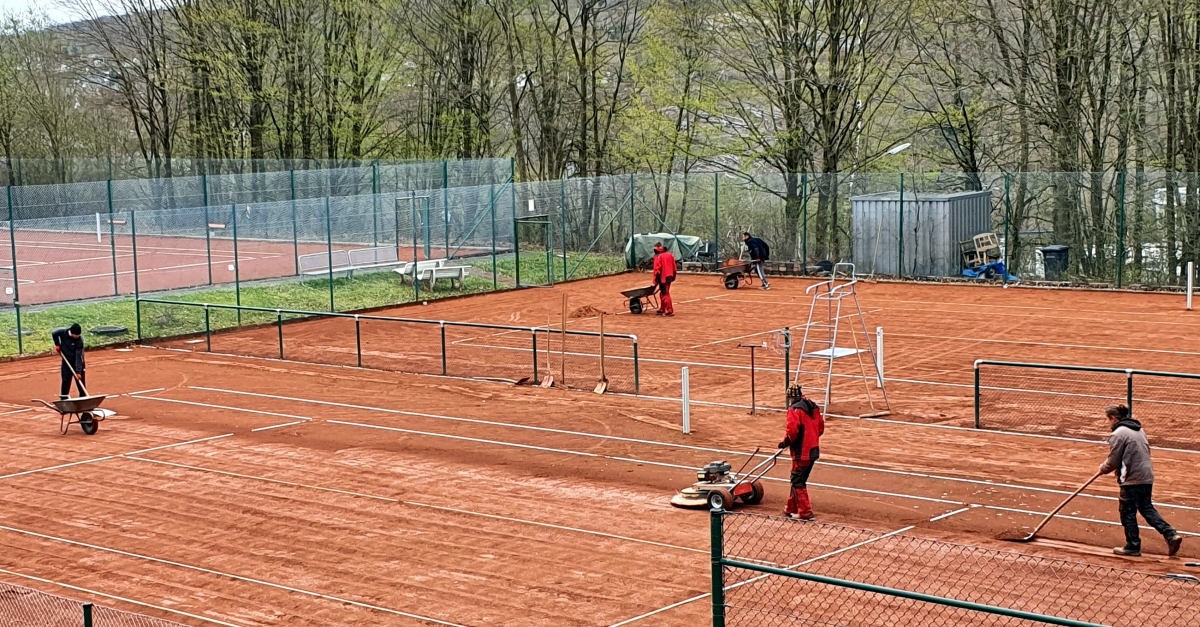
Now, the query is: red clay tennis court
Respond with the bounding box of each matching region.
[1,273,1198,625]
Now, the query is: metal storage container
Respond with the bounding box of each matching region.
[851,190,993,276]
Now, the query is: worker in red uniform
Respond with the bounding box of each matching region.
[651,242,676,316]
[779,384,823,520]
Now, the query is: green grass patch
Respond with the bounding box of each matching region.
[0,269,493,358]
[470,252,625,285]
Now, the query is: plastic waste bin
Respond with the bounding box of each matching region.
[1040,245,1069,280]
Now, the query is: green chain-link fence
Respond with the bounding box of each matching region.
[713,510,1200,627]
[0,579,194,626]
[974,360,1200,450]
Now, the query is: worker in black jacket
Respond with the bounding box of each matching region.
[742,232,770,290]
[51,323,86,399]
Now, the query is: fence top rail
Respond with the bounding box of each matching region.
[718,556,1114,627]
[136,298,637,341]
[974,359,1200,381]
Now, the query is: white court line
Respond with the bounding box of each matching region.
[1,407,32,415]
[0,455,117,480]
[121,387,166,396]
[890,332,1200,358]
[251,420,307,432]
[327,419,961,505]
[928,506,974,522]
[0,568,248,627]
[130,394,312,422]
[606,525,915,626]
[127,456,704,554]
[979,505,1200,538]
[191,386,1200,512]
[120,433,235,456]
[0,524,469,627]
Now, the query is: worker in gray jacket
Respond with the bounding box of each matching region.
[1098,405,1182,557]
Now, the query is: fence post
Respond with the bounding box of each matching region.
[440,322,447,375]
[107,178,118,295]
[277,310,284,359]
[632,338,640,395]
[801,173,809,271]
[898,172,905,278]
[710,509,726,627]
[290,170,299,275]
[490,183,498,290]
[682,366,691,434]
[204,304,211,352]
[204,204,212,285]
[1188,261,1194,310]
[325,196,335,312]
[713,173,720,269]
[355,315,362,367]
[628,174,636,269]
[82,602,93,627]
[561,177,568,281]
[231,205,241,323]
[1116,170,1126,288]
[443,159,450,259]
[131,209,140,300]
[1126,369,1134,416]
[1003,173,1011,271]
[973,360,981,429]
[372,162,379,247]
[6,185,22,354]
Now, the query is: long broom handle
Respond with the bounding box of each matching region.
[58,350,90,397]
[599,313,606,380]
[1029,471,1103,536]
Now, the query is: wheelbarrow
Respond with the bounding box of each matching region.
[33,396,108,435]
[718,261,754,289]
[621,285,659,314]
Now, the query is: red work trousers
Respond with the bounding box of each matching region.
[658,281,674,315]
[785,463,814,517]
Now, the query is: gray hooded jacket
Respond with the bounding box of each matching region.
[1099,418,1154,486]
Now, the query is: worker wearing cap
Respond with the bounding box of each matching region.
[51,323,85,399]
[651,242,676,317]
[742,232,771,290]
[779,385,823,520]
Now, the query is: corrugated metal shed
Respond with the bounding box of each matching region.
[851,190,993,276]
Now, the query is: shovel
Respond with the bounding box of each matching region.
[59,351,90,397]
[594,312,608,394]
[1000,471,1102,543]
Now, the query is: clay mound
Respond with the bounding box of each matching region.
[570,305,605,318]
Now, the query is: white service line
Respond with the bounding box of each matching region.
[0,567,248,627]
[121,387,166,396]
[251,420,308,432]
[127,456,399,502]
[189,386,1200,512]
[0,455,117,481]
[327,419,961,505]
[606,525,916,626]
[131,394,311,422]
[120,433,234,456]
[928,506,975,522]
[978,505,1200,538]
[0,407,32,415]
[0,524,470,627]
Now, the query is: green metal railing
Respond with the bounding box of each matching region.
[973,359,1200,450]
[135,298,639,394]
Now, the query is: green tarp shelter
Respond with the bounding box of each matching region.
[624,233,702,268]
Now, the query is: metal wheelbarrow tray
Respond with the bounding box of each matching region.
[32,395,108,435]
[717,262,753,289]
[621,285,660,314]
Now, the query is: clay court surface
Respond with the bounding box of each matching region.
[1,274,1198,625]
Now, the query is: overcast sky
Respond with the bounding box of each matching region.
[0,0,80,24]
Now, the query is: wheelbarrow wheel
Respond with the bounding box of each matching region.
[79,412,99,435]
[723,273,740,290]
[741,481,765,505]
[707,488,735,511]
[629,298,643,315]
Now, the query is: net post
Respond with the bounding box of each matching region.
[1187,261,1194,310]
[276,310,284,359]
[82,602,93,627]
[355,315,362,367]
[973,359,982,429]
[440,322,447,375]
[682,366,691,434]
[1126,369,1134,416]
[531,328,538,383]
[876,326,884,386]
[204,305,211,352]
[231,205,241,323]
[710,508,725,627]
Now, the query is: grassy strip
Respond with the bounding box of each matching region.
[470,252,625,284]
[1,270,493,357]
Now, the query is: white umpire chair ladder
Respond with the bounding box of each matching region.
[793,263,890,417]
